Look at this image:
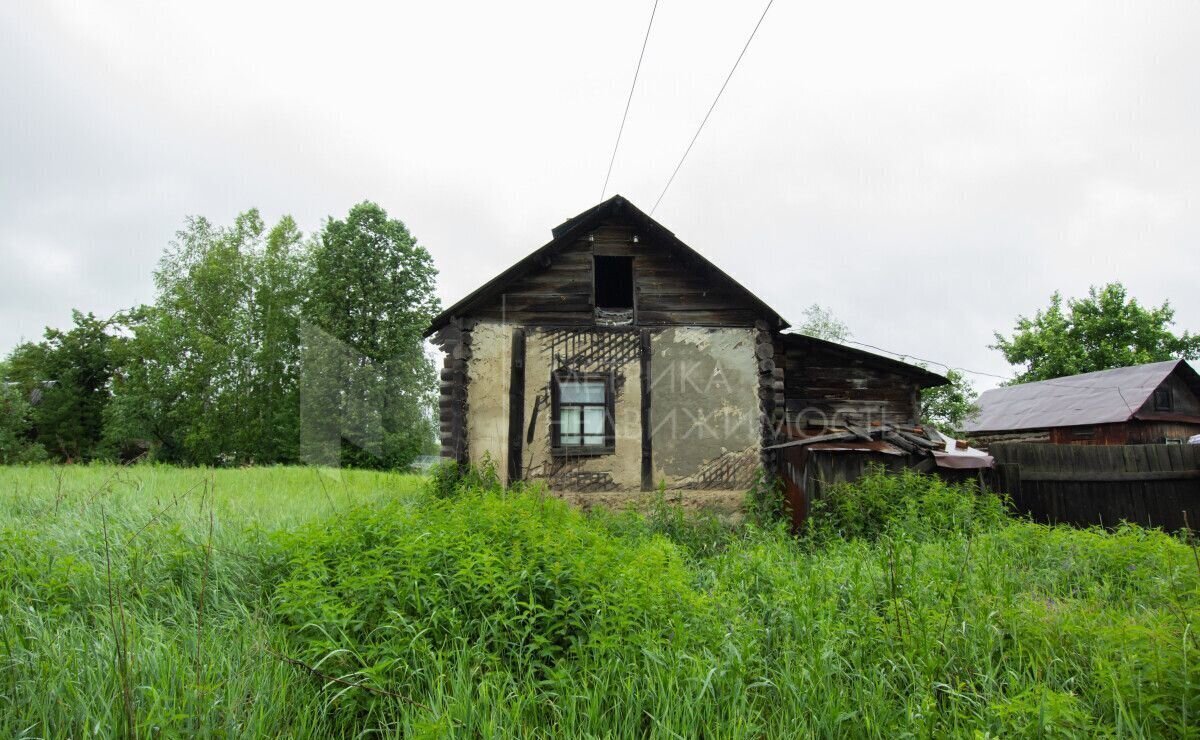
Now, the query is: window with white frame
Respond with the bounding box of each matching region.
[551,372,614,454]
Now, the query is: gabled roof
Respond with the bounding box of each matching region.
[779,332,948,388]
[965,359,1200,433]
[425,195,788,337]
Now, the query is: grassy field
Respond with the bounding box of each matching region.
[1,464,1198,737]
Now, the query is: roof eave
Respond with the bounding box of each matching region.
[780,332,949,388]
[424,195,790,337]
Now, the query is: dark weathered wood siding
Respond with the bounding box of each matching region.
[1136,372,1200,418]
[1047,421,1200,446]
[432,322,471,462]
[467,218,766,328]
[780,341,922,429]
[993,442,1200,531]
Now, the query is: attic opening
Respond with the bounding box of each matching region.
[1153,387,1173,411]
[593,256,633,309]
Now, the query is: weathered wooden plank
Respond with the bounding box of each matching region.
[507,329,526,486]
[640,330,653,491]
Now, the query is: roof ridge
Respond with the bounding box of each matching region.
[425,195,786,337]
[988,358,1182,390]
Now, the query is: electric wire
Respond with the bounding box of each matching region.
[650,0,776,215]
[600,0,661,201]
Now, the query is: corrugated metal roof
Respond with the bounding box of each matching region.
[965,360,1185,433]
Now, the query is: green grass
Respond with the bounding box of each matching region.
[1,464,1198,737]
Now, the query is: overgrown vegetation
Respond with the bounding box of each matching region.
[1,202,440,469]
[2,464,1198,737]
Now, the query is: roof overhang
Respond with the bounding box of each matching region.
[778,332,949,388]
[425,195,789,337]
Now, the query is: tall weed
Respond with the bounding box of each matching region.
[809,466,1009,542]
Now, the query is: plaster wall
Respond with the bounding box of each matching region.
[649,327,760,489]
[465,321,512,477]
[519,328,643,491]
[464,323,763,495]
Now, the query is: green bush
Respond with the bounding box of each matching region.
[425,456,502,498]
[810,466,1009,542]
[273,485,706,722]
[4,464,1199,737]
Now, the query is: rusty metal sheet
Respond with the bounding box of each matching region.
[806,440,907,456]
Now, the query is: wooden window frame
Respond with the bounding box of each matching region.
[551,371,615,457]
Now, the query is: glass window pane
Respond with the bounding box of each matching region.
[582,407,605,435]
[559,407,580,435]
[582,434,605,446]
[561,434,582,446]
[560,380,606,404]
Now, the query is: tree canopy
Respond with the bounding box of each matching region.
[797,303,851,343]
[2,203,441,469]
[919,368,979,437]
[992,282,1200,384]
[303,202,440,469]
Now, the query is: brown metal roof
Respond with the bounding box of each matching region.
[965,359,1200,433]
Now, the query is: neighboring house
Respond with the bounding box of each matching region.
[426,196,946,504]
[965,359,1200,449]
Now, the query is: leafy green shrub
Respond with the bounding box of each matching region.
[643,485,740,560]
[0,525,97,619]
[273,485,704,718]
[4,464,1199,737]
[425,456,501,498]
[810,466,1008,542]
[743,468,786,528]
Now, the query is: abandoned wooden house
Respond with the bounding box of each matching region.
[965,359,1200,449]
[426,195,950,511]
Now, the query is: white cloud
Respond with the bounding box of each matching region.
[1,0,1197,391]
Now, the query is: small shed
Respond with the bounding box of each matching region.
[770,422,993,530]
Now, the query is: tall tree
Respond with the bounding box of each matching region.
[244,216,309,463]
[0,361,46,463]
[303,202,440,469]
[919,368,979,437]
[993,282,1200,383]
[107,211,308,464]
[4,312,118,460]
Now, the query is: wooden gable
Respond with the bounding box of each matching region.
[425,196,788,335]
[1134,363,1200,421]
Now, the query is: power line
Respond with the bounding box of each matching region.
[600,0,661,202]
[842,338,1147,408]
[841,338,1011,381]
[650,0,775,215]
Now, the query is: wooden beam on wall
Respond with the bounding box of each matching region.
[507,329,526,486]
[640,329,653,491]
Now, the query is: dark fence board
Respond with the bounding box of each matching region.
[990,443,1200,531]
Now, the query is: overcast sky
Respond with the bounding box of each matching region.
[2,0,1197,388]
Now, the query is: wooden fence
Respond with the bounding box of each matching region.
[991,443,1200,531]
